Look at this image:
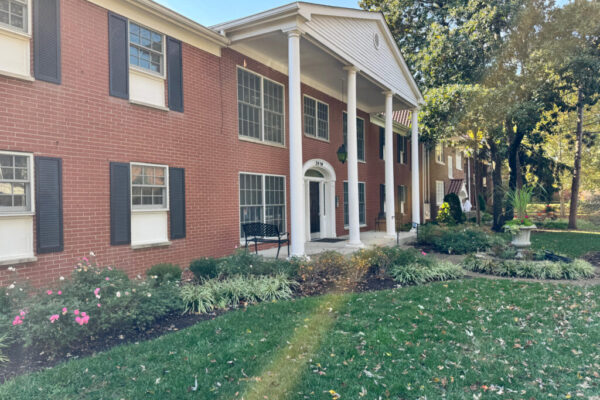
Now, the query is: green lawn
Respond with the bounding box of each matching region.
[1,279,599,399]
[531,231,600,258]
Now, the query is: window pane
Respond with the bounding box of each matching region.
[132,195,141,205]
[132,166,143,184]
[0,167,13,180]
[0,182,11,195]
[14,168,27,180]
[263,80,284,144]
[0,154,12,167]
[304,97,316,137]
[0,1,8,12]
[12,182,24,195]
[317,102,328,139]
[359,183,366,225]
[0,195,11,207]
[12,195,24,206]
[0,11,8,24]
[357,119,365,161]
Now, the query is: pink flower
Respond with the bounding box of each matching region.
[47,290,53,295]
[62,307,68,313]
[94,288,100,296]
[49,314,60,323]
[421,251,427,256]
[105,277,110,281]
[74,309,80,315]
[75,316,82,325]
[58,291,62,295]
[81,312,87,317]
[82,257,89,263]
[97,303,101,308]
[12,316,22,326]
[19,310,26,317]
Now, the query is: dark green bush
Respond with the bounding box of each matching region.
[418,224,503,254]
[217,250,299,278]
[384,248,463,284]
[146,263,181,285]
[540,220,569,230]
[478,193,486,212]
[190,258,220,280]
[444,193,465,223]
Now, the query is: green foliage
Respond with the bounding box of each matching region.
[418,224,502,254]
[506,186,535,220]
[0,332,8,364]
[189,257,220,280]
[478,193,486,213]
[443,193,465,223]
[436,202,455,225]
[181,275,295,314]
[146,263,181,285]
[387,249,463,285]
[216,250,299,278]
[3,258,184,356]
[463,255,595,280]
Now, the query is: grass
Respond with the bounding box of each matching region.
[531,231,600,258]
[2,279,600,398]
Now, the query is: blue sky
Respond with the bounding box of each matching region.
[154,0,361,26]
[155,0,570,27]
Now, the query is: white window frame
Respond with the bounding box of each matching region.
[448,155,453,179]
[238,172,287,240]
[128,21,165,79]
[456,151,463,170]
[343,111,366,163]
[0,0,30,36]
[130,162,169,212]
[343,181,367,228]
[398,185,406,214]
[435,180,445,206]
[435,144,444,164]
[303,94,329,141]
[0,150,34,215]
[398,136,407,164]
[237,66,286,147]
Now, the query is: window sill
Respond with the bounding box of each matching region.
[130,65,165,81]
[238,136,286,149]
[435,161,445,165]
[0,212,35,218]
[131,208,169,214]
[129,99,169,112]
[0,256,37,267]
[303,133,330,143]
[0,25,31,40]
[131,241,171,250]
[0,70,34,82]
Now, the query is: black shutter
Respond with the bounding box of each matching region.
[379,127,385,160]
[33,0,61,84]
[379,184,385,214]
[108,12,129,99]
[169,167,186,239]
[110,162,130,245]
[167,37,184,112]
[35,157,63,253]
[396,136,401,163]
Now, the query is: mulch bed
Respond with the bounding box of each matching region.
[0,271,399,383]
[582,252,600,267]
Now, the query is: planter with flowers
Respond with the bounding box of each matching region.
[504,187,537,258]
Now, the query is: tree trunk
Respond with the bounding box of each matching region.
[489,140,505,232]
[506,126,525,221]
[474,148,481,225]
[568,88,584,230]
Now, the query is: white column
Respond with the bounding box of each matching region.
[288,30,305,256]
[384,91,395,237]
[411,108,421,229]
[344,66,362,246]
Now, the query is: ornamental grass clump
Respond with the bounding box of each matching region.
[385,248,463,285]
[504,186,535,234]
[463,255,595,280]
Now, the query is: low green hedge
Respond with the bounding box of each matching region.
[463,255,595,280]
[417,224,503,254]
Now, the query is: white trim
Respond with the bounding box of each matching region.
[456,152,463,170]
[131,241,171,250]
[343,180,367,228]
[237,65,286,147]
[0,69,34,82]
[238,171,287,241]
[0,150,35,215]
[302,94,330,142]
[129,99,169,112]
[0,256,37,266]
[435,180,445,206]
[130,162,169,211]
[448,155,453,179]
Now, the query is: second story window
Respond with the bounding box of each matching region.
[303,96,329,140]
[0,0,27,32]
[435,143,444,164]
[237,67,285,145]
[129,22,164,75]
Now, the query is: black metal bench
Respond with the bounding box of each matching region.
[242,223,289,259]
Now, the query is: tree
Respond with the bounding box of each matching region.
[542,0,600,228]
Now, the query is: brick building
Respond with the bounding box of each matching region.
[0,0,425,286]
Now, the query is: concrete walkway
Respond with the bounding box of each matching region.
[257,230,416,258]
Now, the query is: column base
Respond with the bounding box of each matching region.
[346,241,364,248]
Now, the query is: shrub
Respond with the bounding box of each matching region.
[216,251,299,278]
[478,193,486,212]
[436,202,455,225]
[0,332,8,364]
[190,257,220,280]
[181,274,295,314]
[5,257,184,356]
[387,248,463,285]
[146,263,181,285]
[540,220,569,230]
[444,193,465,223]
[463,255,595,280]
[435,227,495,254]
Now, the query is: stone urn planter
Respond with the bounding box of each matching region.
[512,224,536,258]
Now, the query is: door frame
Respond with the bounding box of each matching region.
[303,159,337,242]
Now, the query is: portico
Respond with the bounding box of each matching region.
[214,2,424,256]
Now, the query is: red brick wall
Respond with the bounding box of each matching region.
[0,0,409,287]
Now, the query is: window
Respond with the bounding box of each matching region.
[456,151,463,170]
[343,113,365,162]
[379,128,385,160]
[448,155,453,179]
[0,151,32,212]
[436,181,445,206]
[131,163,168,210]
[0,0,27,32]
[238,68,285,145]
[435,144,444,164]
[397,136,407,164]
[398,185,406,214]
[240,173,285,237]
[343,181,366,226]
[129,22,164,75]
[303,96,329,140]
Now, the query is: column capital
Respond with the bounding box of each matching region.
[283,28,302,38]
[382,90,394,97]
[343,65,359,73]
